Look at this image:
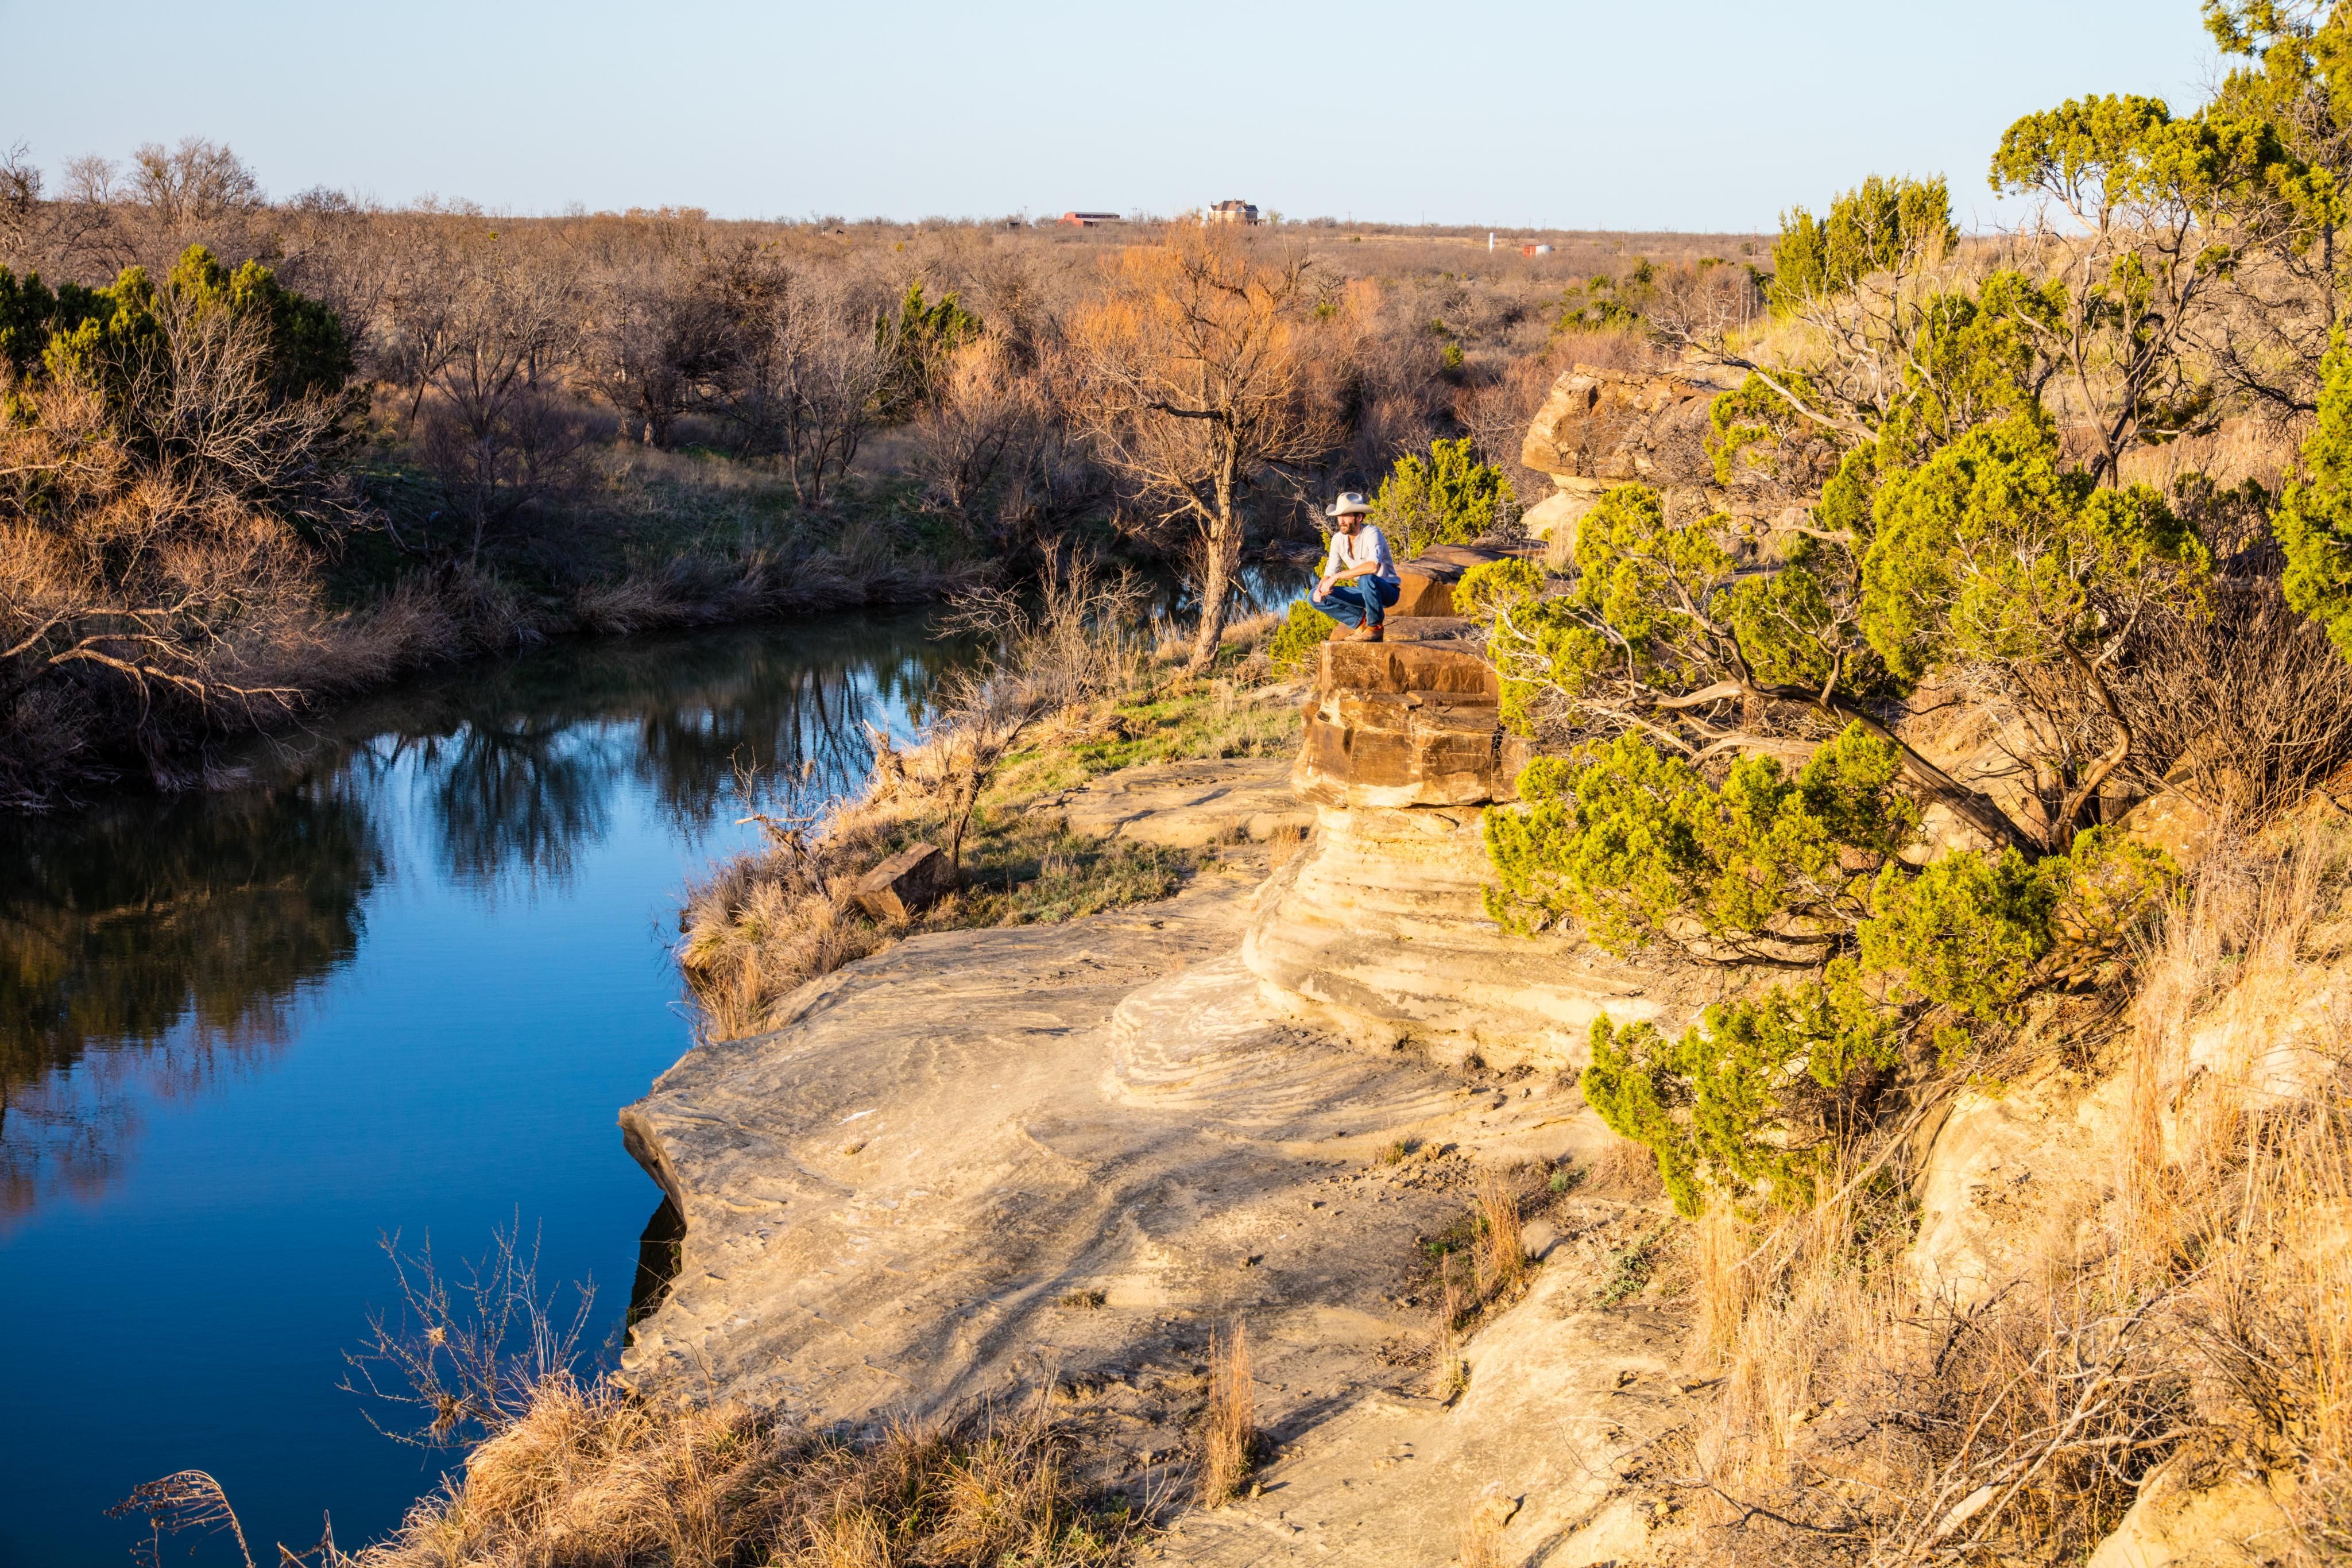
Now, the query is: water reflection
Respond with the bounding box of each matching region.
[0,613,976,1222]
[0,785,384,1215]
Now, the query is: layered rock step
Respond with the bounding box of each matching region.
[1247,640,1682,1070]
[1293,641,1530,811]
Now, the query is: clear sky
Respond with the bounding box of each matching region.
[0,0,2224,231]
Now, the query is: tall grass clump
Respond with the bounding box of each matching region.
[1200,1319,1257,1507]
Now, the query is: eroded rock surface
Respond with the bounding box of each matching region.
[1247,638,1684,1071]
[1049,756,1311,848]
[620,852,1641,1494]
[1519,361,1763,552]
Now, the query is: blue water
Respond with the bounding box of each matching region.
[0,615,974,1567]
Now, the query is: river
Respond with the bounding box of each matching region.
[0,565,1310,1566]
[0,613,992,1566]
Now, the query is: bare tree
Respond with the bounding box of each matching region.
[0,143,39,267]
[128,137,265,233]
[769,277,891,505]
[1075,227,1330,671]
[581,220,740,446]
[911,332,1047,531]
[410,237,583,563]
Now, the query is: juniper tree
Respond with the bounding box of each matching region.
[1368,436,1511,556]
[1463,121,2277,1209]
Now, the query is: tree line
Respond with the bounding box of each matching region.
[3,136,1760,807]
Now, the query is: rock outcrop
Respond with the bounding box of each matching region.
[1244,639,1681,1070]
[2085,1458,2298,1568]
[1388,541,1544,618]
[1518,359,1773,553]
[617,822,1679,1567]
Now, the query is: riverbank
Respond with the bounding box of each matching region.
[3,443,984,811]
[345,645,1695,1565]
[675,604,1310,1041]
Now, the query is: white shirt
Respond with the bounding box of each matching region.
[1324,524,1399,584]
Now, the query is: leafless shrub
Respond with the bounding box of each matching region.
[0,369,329,799]
[130,137,265,234]
[927,550,1151,870]
[108,1470,258,1568]
[2115,578,2352,828]
[415,387,586,563]
[401,241,583,563]
[1201,1318,1257,1505]
[0,141,40,265]
[676,551,1155,1036]
[912,332,1049,531]
[761,276,893,504]
[340,1217,595,1447]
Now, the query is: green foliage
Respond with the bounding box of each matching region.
[1368,436,1512,556]
[2203,2,2352,241]
[1492,715,2181,1214]
[20,246,350,413]
[875,281,982,419]
[2276,332,2352,657]
[1475,479,1910,738]
[1268,598,1337,675]
[1584,967,1894,1217]
[1860,415,2211,684]
[1713,272,2065,487]
[1453,557,1542,618]
[1990,91,2326,229]
[0,271,106,380]
[1555,271,1647,335]
[1858,847,2056,1033]
[1769,175,1956,311]
[1483,725,1918,962]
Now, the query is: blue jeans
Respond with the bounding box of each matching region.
[1310,575,1401,629]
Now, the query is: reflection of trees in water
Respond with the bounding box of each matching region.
[0,788,382,1218]
[417,718,617,892]
[0,611,980,1219]
[622,624,983,831]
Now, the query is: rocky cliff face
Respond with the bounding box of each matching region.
[1517,360,1765,551]
[1242,639,1683,1070]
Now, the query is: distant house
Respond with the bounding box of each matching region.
[1205,199,1259,226]
[1520,243,1554,257]
[1058,211,1123,227]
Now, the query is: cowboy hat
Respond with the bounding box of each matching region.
[1324,491,1371,517]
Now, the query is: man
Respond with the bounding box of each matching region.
[1310,491,1401,642]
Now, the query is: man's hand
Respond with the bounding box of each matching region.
[1314,575,1333,598]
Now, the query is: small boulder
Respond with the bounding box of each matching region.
[851,844,957,921]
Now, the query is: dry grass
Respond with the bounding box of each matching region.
[1473,1168,1526,1299]
[1457,1502,1506,1568]
[1666,819,2352,1565]
[352,1378,1135,1568]
[1199,1321,1256,1507]
[117,1379,1138,1568]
